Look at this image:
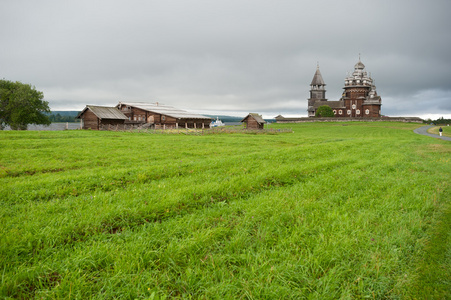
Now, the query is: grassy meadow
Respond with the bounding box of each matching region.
[0,122,450,299]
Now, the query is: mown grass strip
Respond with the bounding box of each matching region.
[0,122,449,299]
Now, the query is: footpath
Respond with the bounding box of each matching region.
[413,125,451,141]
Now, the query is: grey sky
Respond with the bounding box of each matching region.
[1,0,450,119]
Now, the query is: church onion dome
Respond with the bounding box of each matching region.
[311,67,326,86]
[345,57,374,87]
[354,60,365,70]
[369,85,378,98]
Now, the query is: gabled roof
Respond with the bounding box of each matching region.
[118,102,211,120]
[77,105,128,120]
[241,113,266,124]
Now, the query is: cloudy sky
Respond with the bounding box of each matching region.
[1,0,450,119]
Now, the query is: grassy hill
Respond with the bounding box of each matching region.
[0,122,449,299]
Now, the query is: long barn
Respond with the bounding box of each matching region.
[117,102,212,129]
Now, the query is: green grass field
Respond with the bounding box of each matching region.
[0,122,449,299]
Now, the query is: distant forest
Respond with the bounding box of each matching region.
[425,117,451,124]
[48,111,79,123]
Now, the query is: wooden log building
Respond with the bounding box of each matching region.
[241,113,266,130]
[77,105,128,130]
[116,102,212,129]
[307,58,382,118]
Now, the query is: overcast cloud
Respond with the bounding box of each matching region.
[1,0,450,119]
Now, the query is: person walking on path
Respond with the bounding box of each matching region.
[413,125,451,141]
[439,127,443,136]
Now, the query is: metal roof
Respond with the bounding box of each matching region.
[77,105,128,120]
[118,102,211,120]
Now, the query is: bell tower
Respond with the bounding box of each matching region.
[307,64,327,117]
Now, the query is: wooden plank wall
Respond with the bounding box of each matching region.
[82,110,99,130]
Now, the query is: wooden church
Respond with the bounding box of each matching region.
[307,58,382,118]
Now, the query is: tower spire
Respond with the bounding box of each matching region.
[308,64,327,117]
[310,65,325,86]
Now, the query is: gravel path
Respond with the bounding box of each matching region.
[413,125,451,141]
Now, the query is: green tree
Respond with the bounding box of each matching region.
[315,105,335,117]
[0,80,51,130]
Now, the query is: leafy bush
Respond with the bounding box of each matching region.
[315,105,335,117]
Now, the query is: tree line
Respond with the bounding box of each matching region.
[425,117,451,124]
[48,113,78,123]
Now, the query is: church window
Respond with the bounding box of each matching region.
[347,110,351,115]
[356,109,361,115]
[352,104,356,110]
[365,109,370,115]
[339,110,342,115]
[333,110,337,115]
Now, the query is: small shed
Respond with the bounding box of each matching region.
[241,113,265,130]
[77,105,128,130]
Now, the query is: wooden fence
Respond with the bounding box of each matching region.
[99,124,292,135]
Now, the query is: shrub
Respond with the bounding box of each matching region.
[315,105,335,117]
